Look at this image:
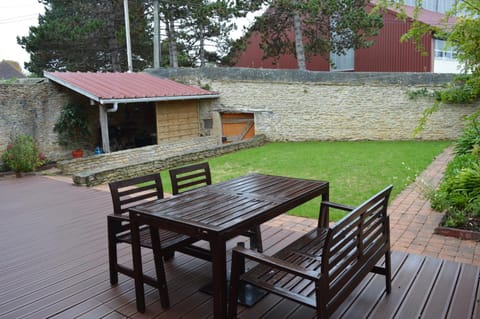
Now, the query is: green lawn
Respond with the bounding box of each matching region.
[161,141,451,221]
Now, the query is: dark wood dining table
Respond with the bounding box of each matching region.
[129,173,329,319]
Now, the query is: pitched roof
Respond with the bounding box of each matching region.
[0,61,26,79]
[369,0,457,28]
[44,71,219,104]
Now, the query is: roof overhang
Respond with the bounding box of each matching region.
[44,71,220,105]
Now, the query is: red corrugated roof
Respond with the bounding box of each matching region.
[44,71,218,103]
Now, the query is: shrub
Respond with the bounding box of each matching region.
[454,112,480,156]
[440,74,480,104]
[429,154,480,230]
[443,154,479,179]
[428,111,480,231]
[1,135,46,173]
[53,103,91,150]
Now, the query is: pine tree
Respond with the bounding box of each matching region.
[18,0,152,75]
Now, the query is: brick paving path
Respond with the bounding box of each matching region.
[270,146,480,266]
[388,146,480,266]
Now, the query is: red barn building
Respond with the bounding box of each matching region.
[232,2,456,72]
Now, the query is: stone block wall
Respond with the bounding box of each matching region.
[0,79,69,159]
[208,81,476,141]
[150,67,479,141]
[59,136,218,174]
[0,79,100,162]
[69,135,266,186]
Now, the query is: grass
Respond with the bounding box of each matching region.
[160,141,451,221]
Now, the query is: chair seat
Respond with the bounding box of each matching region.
[117,227,197,251]
[239,228,329,307]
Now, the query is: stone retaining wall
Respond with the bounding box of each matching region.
[69,135,266,186]
[150,67,479,141]
[0,79,70,160]
[58,136,218,174]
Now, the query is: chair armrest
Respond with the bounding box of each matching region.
[321,201,355,211]
[233,246,320,281]
[319,201,355,227]
[107,214,130,222]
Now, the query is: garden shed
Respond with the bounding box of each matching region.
[44,71,219,153]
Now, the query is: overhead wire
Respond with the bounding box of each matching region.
[0,14,39,24]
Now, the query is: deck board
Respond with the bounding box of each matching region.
[393,257,443,319]
[0,176,479,319]
[448,264,480,318]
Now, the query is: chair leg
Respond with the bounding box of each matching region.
[107,221,118,285]
[163,251,175,261]
[150,226,170,308]
[385,249,392,294]
[250,225,263,253]
[228,247,242,319]
[316,282,329,319]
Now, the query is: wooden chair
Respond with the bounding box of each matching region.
[107,173,199,307]
[228,186,393,319]
[169,162,264,252]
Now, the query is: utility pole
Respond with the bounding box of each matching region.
[153,0,161,68]
[123,0,133,72]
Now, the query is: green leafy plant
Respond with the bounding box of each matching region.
[443,208,468,228]
[439,75,480,104]
[450,165,480,198]
[53,103,91,150]
[429,152,480,230]
[407,87,439,100]
[199,82,211,90]
[1,135,46,173]
[454,111,480,155]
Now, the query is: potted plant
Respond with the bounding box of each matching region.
[53,103,91,158]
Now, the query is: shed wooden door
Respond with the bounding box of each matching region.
[156,100,200,142]
[221,113,255,143]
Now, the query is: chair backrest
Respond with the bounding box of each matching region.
[108,173,164,216]
[169,162,212,195]
[322,185,392,294]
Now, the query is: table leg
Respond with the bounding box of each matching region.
[130,214,145,312]
[210,238,227,319]
[319,188,330,228]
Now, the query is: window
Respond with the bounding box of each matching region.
[434,39,456,60]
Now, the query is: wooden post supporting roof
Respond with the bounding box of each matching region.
[99,105,111,153]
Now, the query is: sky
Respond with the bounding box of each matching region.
[0,0,44,72]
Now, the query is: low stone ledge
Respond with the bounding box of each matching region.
[72,135,266,186]
[58,136,219,175]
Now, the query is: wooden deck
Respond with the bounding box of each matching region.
[0,176,479,319]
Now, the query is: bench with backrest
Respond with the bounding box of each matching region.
[228,185,393,319]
